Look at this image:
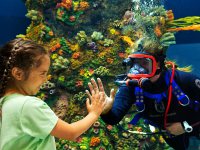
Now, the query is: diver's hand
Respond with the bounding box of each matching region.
[87,78,115,115]
[166,122,185,136]
[102,88,115,114]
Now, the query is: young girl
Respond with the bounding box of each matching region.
[0,38,106,150]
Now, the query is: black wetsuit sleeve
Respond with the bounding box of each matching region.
[101,85,135,125]
[176,71,200,129]
[176,71,200,103]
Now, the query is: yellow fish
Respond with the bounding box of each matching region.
[120,36,135,47]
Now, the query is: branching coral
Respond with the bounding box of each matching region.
[72,92,87,105]
[103,39,114,47]
[94,66,110,76]
[75,31,88,46]
[26,10,43,22]
[91,31,104,41]
[160,32,176,47]
[52,56,69,71]
[78,1,90,11]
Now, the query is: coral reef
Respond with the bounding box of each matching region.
[19,0,200,149]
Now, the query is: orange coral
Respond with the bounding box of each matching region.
[167,10,174,21]
[167,24,200,32]
[58,50,63,55]
[118,52,125,58]
[50,43,61,52]
[107,125,113,130]
[69,15,76,22]
[57,0,72,10]
[76,80,83,87]
[72,52,80,59]
[90,137,100,147]
[78,1,90,11]
[154,25,162,37]
[49,31,54,36]
[107,58,114,64]
[89,69,94,75]
[79,69,85,76]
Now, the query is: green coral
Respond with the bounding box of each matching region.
[94,66,110,76]
[167,16,200,28]
[160,32,176,47]
[56,7,83,26]
[52,56,69,71]
[103,39,114,47]
[40,81,55,90]
[75,31,88,46]
[39,25,54,41]
[60,37,72,54]
[72,92,87,105]
[26,10,42,21]
[91,31,104,41]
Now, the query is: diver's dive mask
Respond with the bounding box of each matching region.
[122,53,157,79]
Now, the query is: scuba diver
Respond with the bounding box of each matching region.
[88,49,200,149]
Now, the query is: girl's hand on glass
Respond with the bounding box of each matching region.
[86,78,106,116]
[86,78,115,115]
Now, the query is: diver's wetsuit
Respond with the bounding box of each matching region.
[101,69,200,150]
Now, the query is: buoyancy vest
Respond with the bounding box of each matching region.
[130,70,200,126]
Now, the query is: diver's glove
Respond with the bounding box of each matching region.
[101,88,115,115]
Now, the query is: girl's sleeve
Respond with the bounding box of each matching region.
[20,97,58,139]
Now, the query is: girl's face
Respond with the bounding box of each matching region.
[17,54,50,95]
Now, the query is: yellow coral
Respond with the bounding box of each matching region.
[150,137,156,142]
[120,36,135,47]
[47,75,52,80]
[51,54,58,59]
[109,28,116,35]
[78,1,90,11]
[79,69,85,76]
[159,136,165,144]
[73,1,79,11]
[68,43,80,51]
[49,31,54,36]
[70,59,82,70]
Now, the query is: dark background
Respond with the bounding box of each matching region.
[0,0,200,75]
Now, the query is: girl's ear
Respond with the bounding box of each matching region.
[11,67,24,80]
